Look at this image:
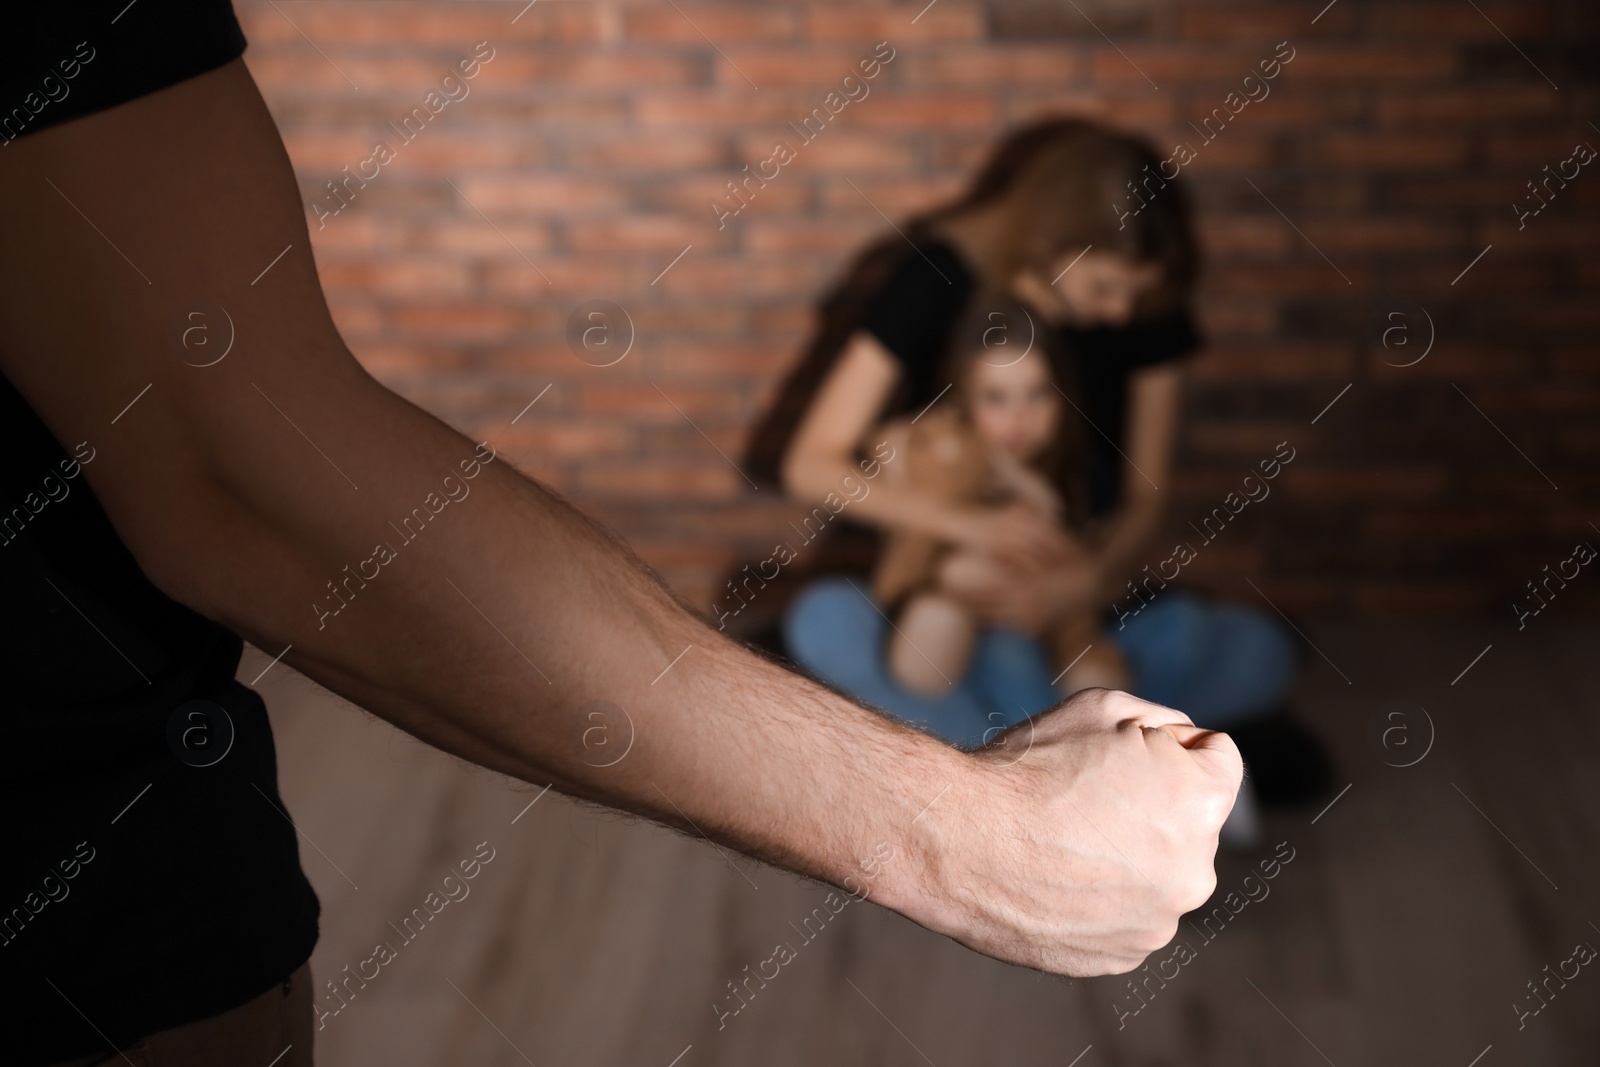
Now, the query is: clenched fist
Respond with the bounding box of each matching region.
[897,688,1242,975]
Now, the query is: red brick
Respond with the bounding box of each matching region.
[808,8,983,42]
[743,132,916,171]
[651,344,788,378]
[1485,132,1597,166]
[378,134,547,171]
[577,383,744,421]
[325,299,386,341]
[580,461,743,500]
[1194,298,1277,337]
[1377,87,1561,125]
[744,219,888,253]
[1180,11,1337,38]
[235,2,1594,613]
[818,175,966,214]
[1368,346,1528,382]
[1090,47,1274,86]
[496,420,635,458]
[901,47,1079,87]
[394,301,527,340]
[564,136,727,170]
[1194,215,1293,259]
[1309,134,1471,170]
[566,216,707,254]
[998,94,1179,129]
[1282,466,1452,502]
[636,90,831,127]
[1186,423,1327,457]
[1548,347,1600,374]
[1371,3,1555,38]
[1301,217,1461,254]
[1382,175,1520,211]
[452,175,631,215]
[1188,343,1355,382]
[1354,586,1487,613]
[1363,510,1528,539]
[1203,264,1357,298]
[1485,219,1600,249]
[485,51,706,89]
[458,97,632,130]
[1166,133,1277,171]
[483,259,633,297]
[387,218,553,259]
[850,95,995,128]
[713,49,896,87]
[1286,48,1456,83]
[1183,95,1362,130]
[304,211,383,254]
[355,344,474,378]
[316,259,474,298]
[625,8,801,44]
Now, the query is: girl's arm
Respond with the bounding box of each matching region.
[782,332,1070,566]
[961,363,1182,632]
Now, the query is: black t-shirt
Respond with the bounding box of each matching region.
[2,5,322,1064]
[3,2,248,145]
[857,235,1201,515]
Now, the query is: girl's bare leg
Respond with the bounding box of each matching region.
[1049,618,1131,697]
[938,551,1129,695]
[887,592,978,696]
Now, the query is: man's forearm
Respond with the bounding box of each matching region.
[0,53,1236,981]
[159,369,965,918]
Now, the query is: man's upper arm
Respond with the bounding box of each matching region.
[0,60,385,607]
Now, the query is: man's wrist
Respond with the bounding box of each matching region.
[845,735,1000,943]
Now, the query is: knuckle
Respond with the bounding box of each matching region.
[1134,915,1181,957]
[1173,867,1218,913]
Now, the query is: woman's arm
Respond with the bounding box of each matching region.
[782,332,1070,565]
[1079,362,1184,602]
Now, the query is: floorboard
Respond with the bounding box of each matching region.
[250,616,1600,1066]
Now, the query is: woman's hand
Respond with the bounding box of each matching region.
[953,503,1079,572]
[961,550,1104,634]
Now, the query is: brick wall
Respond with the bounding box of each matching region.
[239,0,1599,619]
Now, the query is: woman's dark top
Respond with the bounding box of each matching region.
[857,235,1201,516]
[2,6,323,1065]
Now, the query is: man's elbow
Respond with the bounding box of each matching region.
[107,472,284,635]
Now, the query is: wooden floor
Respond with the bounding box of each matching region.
[251,615,1600,1066]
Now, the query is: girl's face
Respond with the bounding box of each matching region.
[965,353,1061,462]
[1013,249,1163,328]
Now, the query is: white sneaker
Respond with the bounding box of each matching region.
[1219,776,1263,849]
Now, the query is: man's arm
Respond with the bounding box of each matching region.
[0,58,1239,977]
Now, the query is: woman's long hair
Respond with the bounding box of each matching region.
[743,116,1199,488]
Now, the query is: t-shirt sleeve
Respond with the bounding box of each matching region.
[1118,303,1203,370]
[856,244,971,374]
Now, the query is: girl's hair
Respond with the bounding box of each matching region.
[744,115,1198,488]
[940,294,1046,380]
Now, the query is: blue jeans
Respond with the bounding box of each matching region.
[782,577,1298,749]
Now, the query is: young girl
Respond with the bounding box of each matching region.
[873,298,1130,698]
